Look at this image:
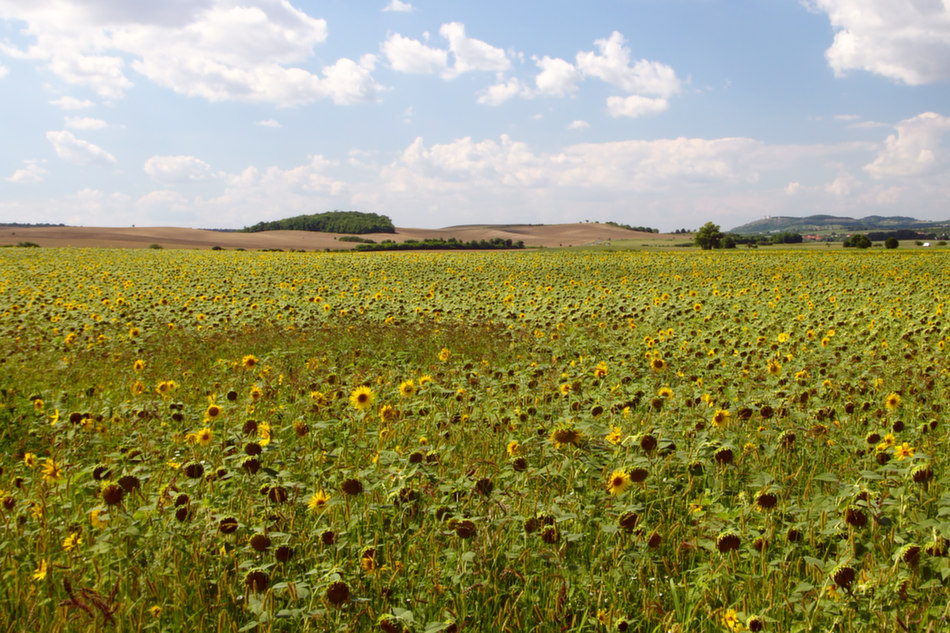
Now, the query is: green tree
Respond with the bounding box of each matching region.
[884,237,899,249]
[694,222,724,250]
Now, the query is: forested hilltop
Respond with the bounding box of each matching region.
[243,211,395,234]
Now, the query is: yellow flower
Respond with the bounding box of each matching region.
[130,380,146,396]
[350,386,375,410]
[258,422,271,447]
[884,392,901,411]
[24,452,37,468]
[33,399,44,411]
[308,490,330,514]
[649,357,666,372]
[607,469,631,496]
[32,560,47,582]
[249,385,263,400]
[722,608,745,633]
[149,606,162,619]
[605,426,622,445]
[41,458,62,483]
[506,440,520,457]
[196,427,213,446]
[90,509,106,529]
[62,532,83,552]
[205,404,222,420]
[559,383,572,395]
[550,426,583,449]
[657,386,673,400]
[379,404,396,422]
[712,409,731,427]
[133,359,146,372]
[418,374,432,386]
[241,355,258,369]
[593,362,608,379]
[438,347,451,362]
[398,379,416,397]
[894,442,914,460]
[767,359,781,375]
[128,326,141,339]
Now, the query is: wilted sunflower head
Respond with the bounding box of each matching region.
[550,426,582,449]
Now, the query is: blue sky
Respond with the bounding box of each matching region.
[1,0,949,232]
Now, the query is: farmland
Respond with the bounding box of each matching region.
[1,247,949,632]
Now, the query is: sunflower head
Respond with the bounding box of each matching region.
[349,386,375,410]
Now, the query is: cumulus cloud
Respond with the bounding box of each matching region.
[65,116,108,130]
[6,160,48,184]
[576,31,680,98]
[864,112,950,178]
[439,22,510,78]
[382,33,447,74]
[568,120,590,130]
[0,1,381,105]
[807,0,950,84]
[533,56,581,97]
[257,119,282,128]
[606,95,669,118]
[144,155,217,184]
[46,130,116,165]
[477,78,524,105]
[383,0,413,12]
[49,96,95,110]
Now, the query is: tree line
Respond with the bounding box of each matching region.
[244,211,396,234]
[354,237,524,251]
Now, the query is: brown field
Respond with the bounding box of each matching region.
[0,223,664,250]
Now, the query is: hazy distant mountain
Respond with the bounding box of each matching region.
[729,215,949,234]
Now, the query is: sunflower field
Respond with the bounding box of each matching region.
[1,247,949,632]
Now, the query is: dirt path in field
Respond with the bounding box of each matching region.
[0,223,664,250]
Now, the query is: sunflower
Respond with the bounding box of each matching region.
[41,458,62,483]
[558,383,572,395]
[308,489,330,514]
[767,359,781,375]
[32,560,47,582]
[418,374,432,386]
[657,386,673,400]
[550,426,583,449]
[605,426,622,445]
[650,357,666,372]
[133,359,146,372]
[593,362,608,379]
[62,532,82,552]
[379,404,396,423]
[607,469,631,496]
[349,386,375,410]
[241,355,258,370]
[506,440,520,457]
[249,385,263,400]
[23,452,37,468]
[130,380,145,396]
[711,409,731,427]
[884,392,901,410]
[205,404,222,420]
[894,442,914,460]
[196,427,213,446]
[398,379,416,397]
[438,347,451,362]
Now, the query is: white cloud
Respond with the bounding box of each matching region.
[568,120,590,130]
[144,155,217,184]
[576,31,681,98]
[383,0,413,12]
[533,56,581,97]
[6,160,48,184]
[864,112,950,178]
[382,33,447,74]
[257,119,282,128]
[46,130,115,165]
[0,63,7,79]
[49,96,95,110]
[785,182,801,195]
[65,116,108,130]
[439,22,510,78]
[477,78,524,106]
[0,1,381,106]
[606,95,669,118]
[807,0,950,84]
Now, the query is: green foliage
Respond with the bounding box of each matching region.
[884,237,899,249]
[843,233,871,248]
[244,211,396,234]
[354,237,524,251]
[338,235,376,244]
[603,221,659,233]
[694,222,724,249]
[148,243,163,250]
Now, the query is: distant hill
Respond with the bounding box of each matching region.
[730,215,950,234]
